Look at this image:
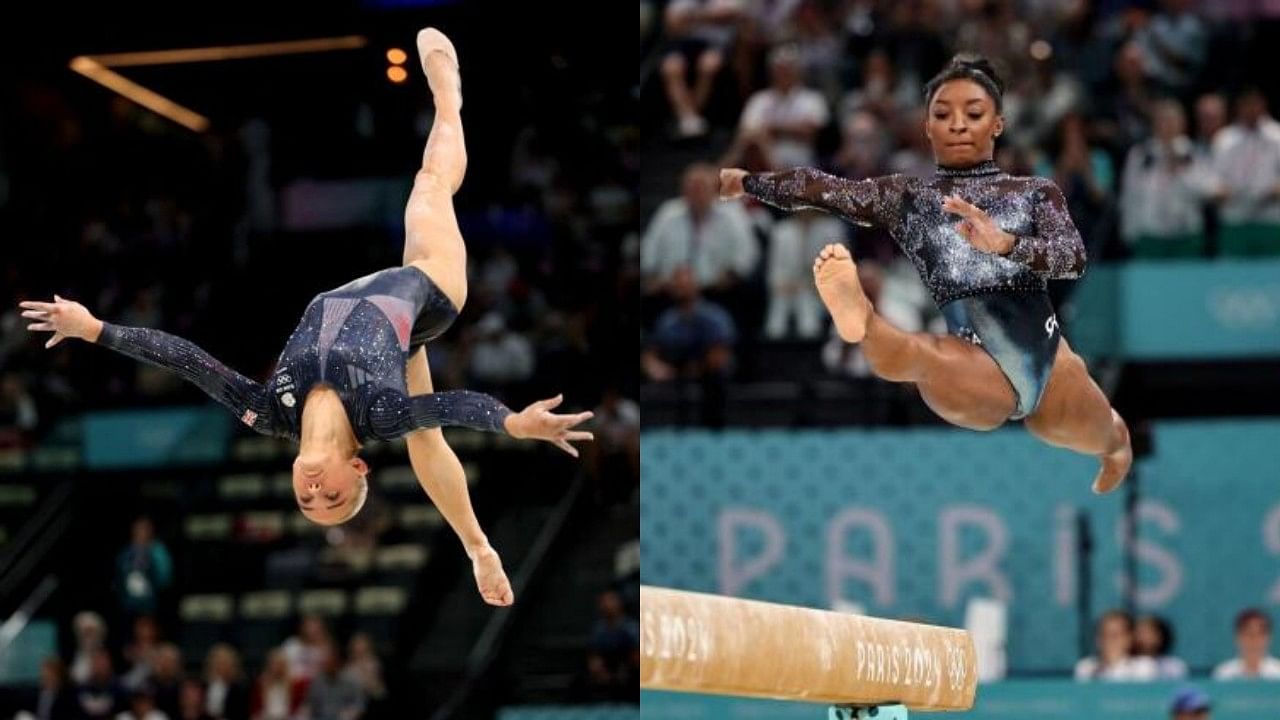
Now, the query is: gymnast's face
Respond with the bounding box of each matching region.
[925,79,1003,168]
[293,449,368,525]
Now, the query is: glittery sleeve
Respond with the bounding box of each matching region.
[409,391,513,433]
[97,323,278,435]
[743,168,905,229]
[1006,180,1087,279]
[364,388,513,438]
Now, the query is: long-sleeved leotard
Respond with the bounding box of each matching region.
[743,161,1086,419]
[97,266,511,441]
[743,160,1085,304]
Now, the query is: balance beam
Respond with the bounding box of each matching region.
[640,586,978,713]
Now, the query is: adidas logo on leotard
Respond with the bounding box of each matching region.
[1045,314,1059,336]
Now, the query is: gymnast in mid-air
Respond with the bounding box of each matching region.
[20,28,591,606]
[721,54,1131,493]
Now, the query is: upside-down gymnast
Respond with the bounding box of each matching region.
[19,29,592,606]
[721,54,1132,493]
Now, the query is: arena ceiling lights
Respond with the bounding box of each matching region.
[69,36,369,133]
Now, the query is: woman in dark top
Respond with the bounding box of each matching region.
[720,54,1131,493]
[20,29,590,606]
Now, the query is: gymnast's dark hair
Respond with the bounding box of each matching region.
[923,53,1005,112]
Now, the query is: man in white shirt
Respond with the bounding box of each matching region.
[641,163,759,298]
[738,44,830,170]
[1211,88,1280,254]
[1213,608,1280,680]
[1074,610,1159,682]
[1120,99,1216,257]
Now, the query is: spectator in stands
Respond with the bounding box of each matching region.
[1134,0,1208,99]
[1134,615,1189,679]
[300,642,365,720]
[250,649,307,720]
[640,163,758,305]
[1194,93,1229,156]
[585,387,640,503]
[839,49,914,125]
[202,644,249,720]
[175,679,213,720]
[833,110,891,180]
[0,371,38,435]
[76,648,125,719]
[340,634,386,706]
[1037,112,1115,257]
[115,516,173,621]
[1213,608,1280,679]
[1211,87,1280,256]
[738,44,830,170]
[887,107,935,179]
[70,611,109,685]
[149,645,185,720]
[122,616,163,690]
[282,616,331,682]
[116,687,168,720]
[1074,610,1158,681]
[764,209,843,339]
[1094,40,1155,158]
[659,0,743,137]
[1120,99,1214,258]
[13,656,78,720]
[467,312,536,389]
[585,589,639,702]
[1168,686,1212,720]
[642,267,736,427]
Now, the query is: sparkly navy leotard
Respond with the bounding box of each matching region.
[744,161,1086,419]
[98,266,512,441]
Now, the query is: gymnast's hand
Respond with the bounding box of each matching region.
[942,195,1016,255]
[504,394,594,457]
[19,295,104,348]
[719,168,748,200]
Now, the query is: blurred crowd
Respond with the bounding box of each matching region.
[639,0,1280,422]
[14,612,385,720]
[1075,607,1280,681]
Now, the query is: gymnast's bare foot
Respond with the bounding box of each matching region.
[1092,410,1132,494]
[417,28,461,110]
[814,243,871,343]
[469,545,514,606]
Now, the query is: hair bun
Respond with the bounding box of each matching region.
[948,54,1004,94]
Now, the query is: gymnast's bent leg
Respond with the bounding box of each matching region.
[404,28,468,311]
[814,243,1016,431]
[1024,340,1133,493]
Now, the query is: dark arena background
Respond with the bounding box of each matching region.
[0,3,637,720]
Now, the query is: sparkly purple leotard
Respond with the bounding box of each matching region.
[97,266,512,440]
[744,161,1086,418]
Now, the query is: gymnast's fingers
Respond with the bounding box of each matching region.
[558,411,593,427]
[45,333,65,349]
[21,310,50,320]
[564,430,594,443]
[19,300,55,312]
[534,394,564,411]
[27,322,54,332]
[554,439,579,457]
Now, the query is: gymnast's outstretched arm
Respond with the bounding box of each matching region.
[19,295,277,435]
[720,166,906,228]
[368,387,594,456]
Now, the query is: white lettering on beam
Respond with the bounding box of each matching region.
[854,639,943,691]
[641,610,710,663]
